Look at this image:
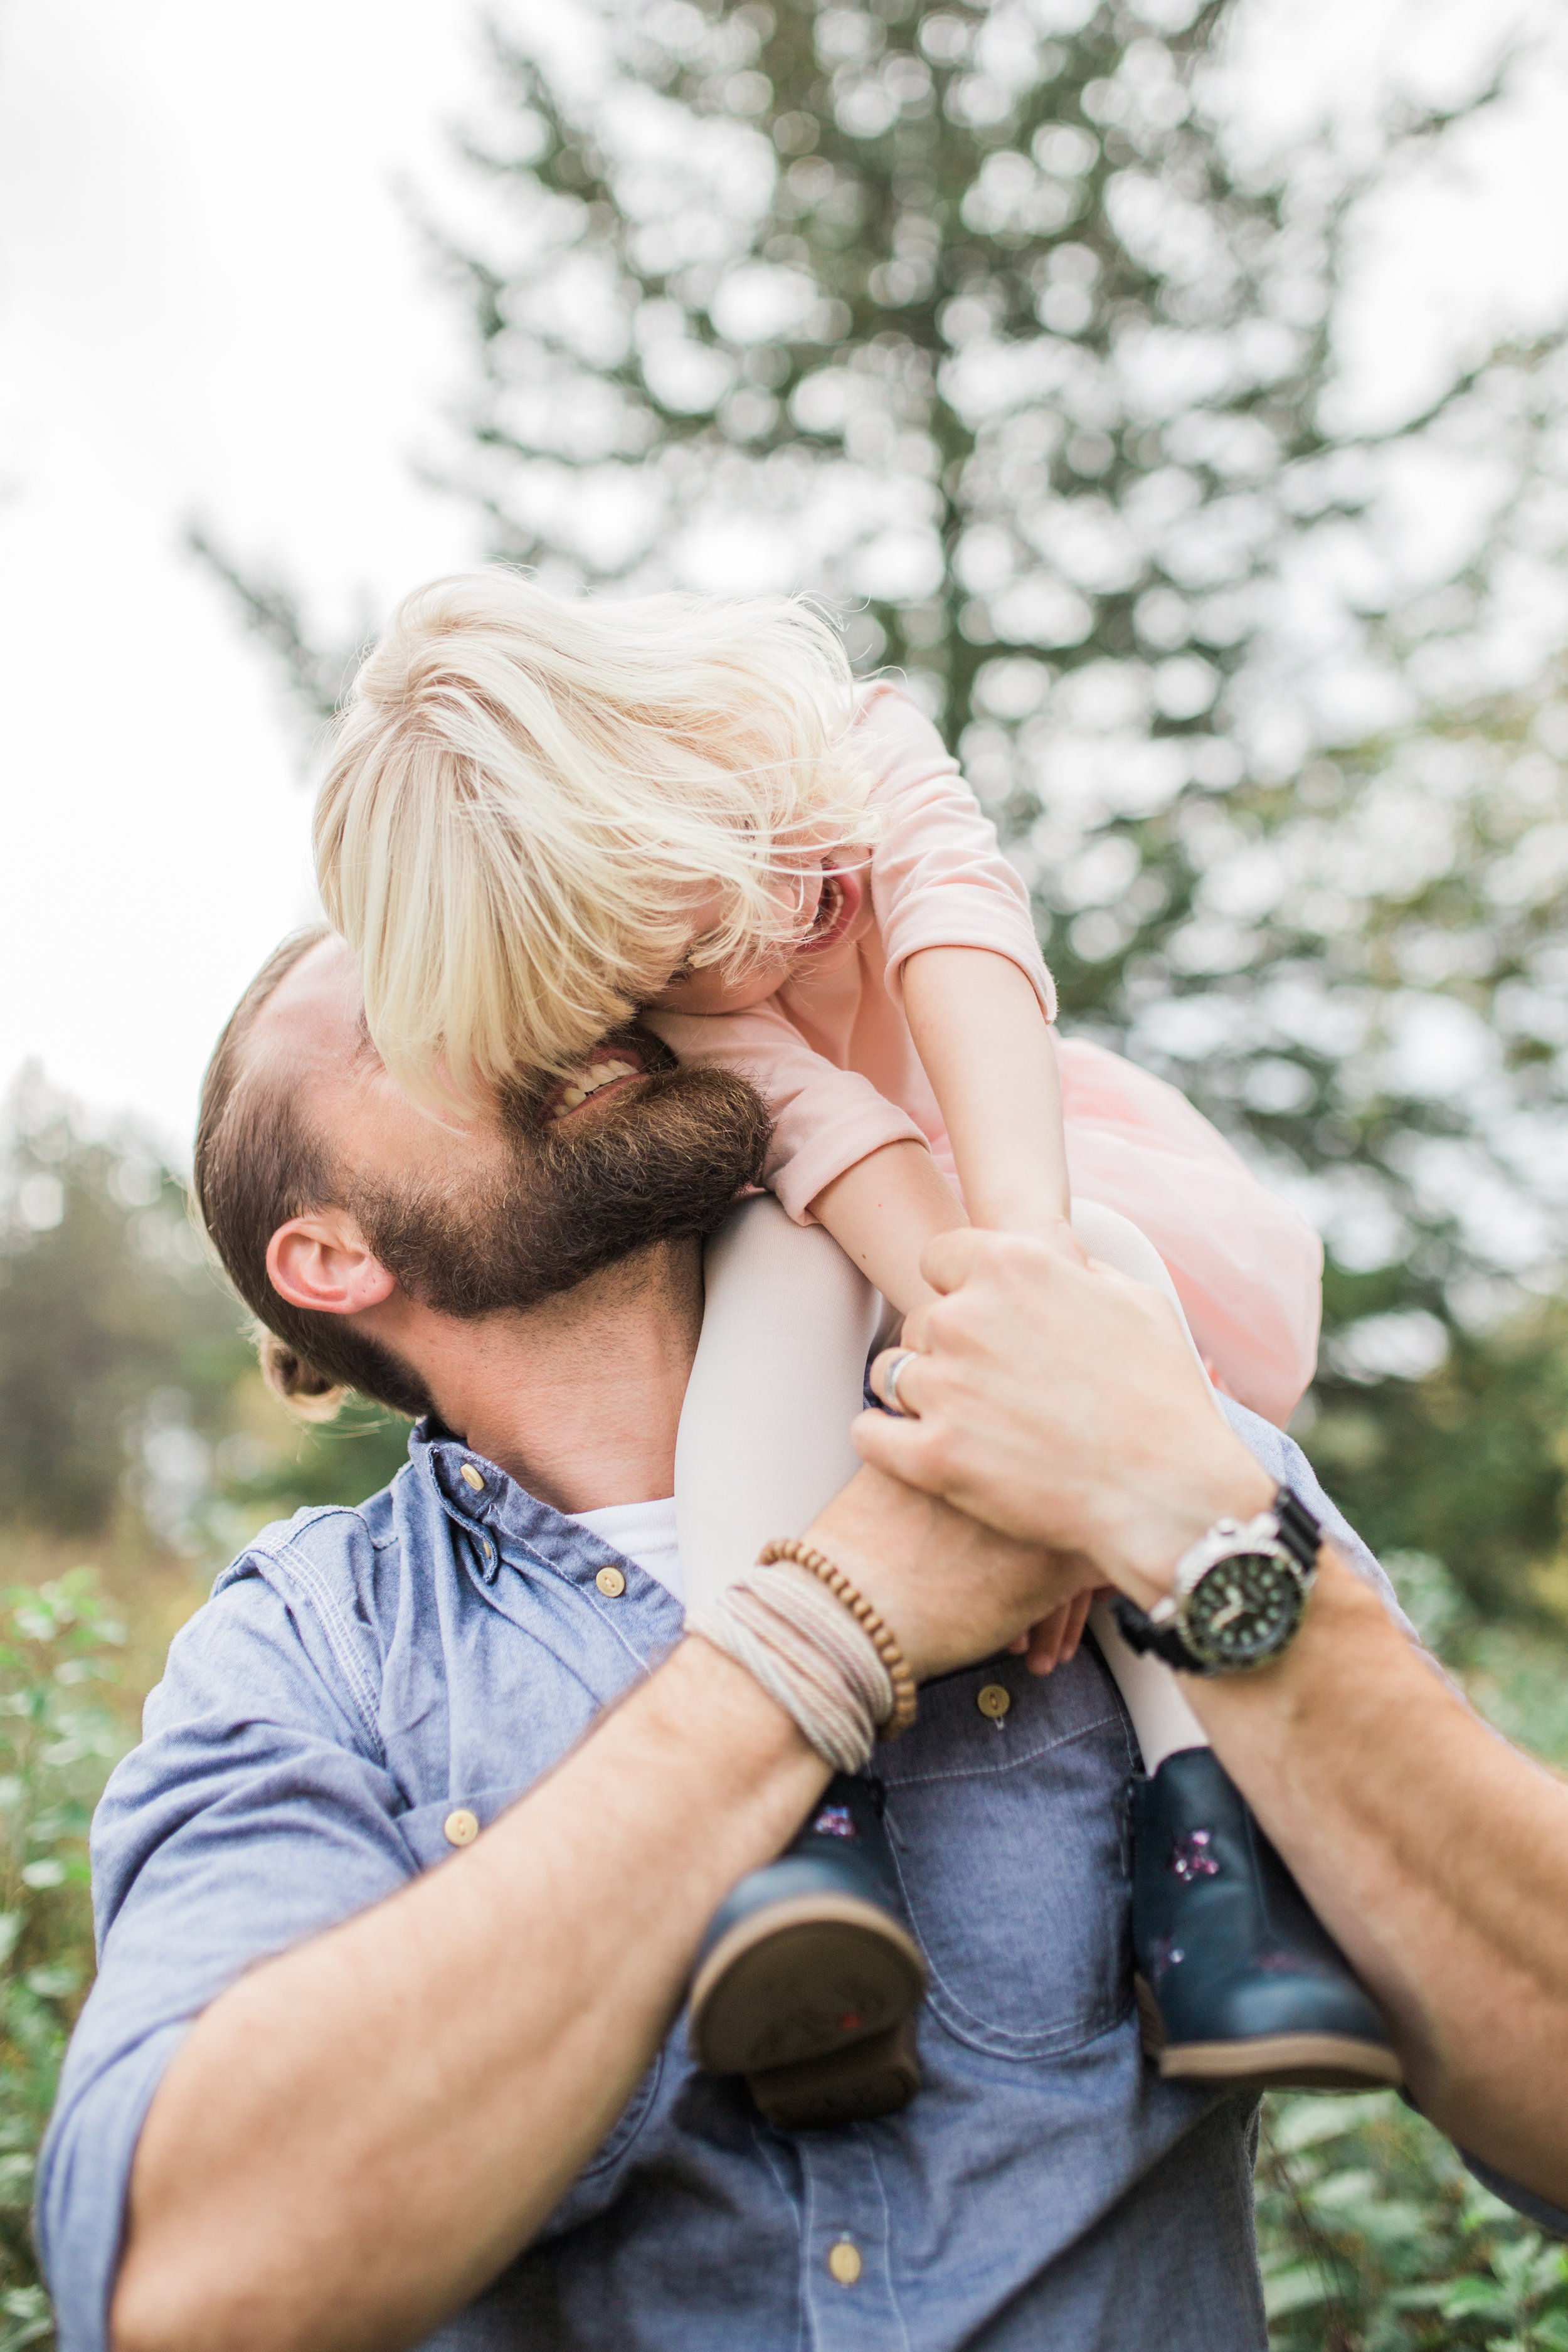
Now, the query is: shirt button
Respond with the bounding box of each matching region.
[827,2238,862,2286]
[595,1565,627,1598]
[460,1463,485,1492]
[443,1808,480,1848]
[977,1683,1012,1720]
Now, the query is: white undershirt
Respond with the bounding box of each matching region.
[568,1495,683,1607]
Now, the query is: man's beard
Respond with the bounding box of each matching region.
[345,1046,772,1320]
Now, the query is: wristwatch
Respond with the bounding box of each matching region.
[1112,1487,1322,1675]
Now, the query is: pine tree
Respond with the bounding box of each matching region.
[201,0,1568,1610]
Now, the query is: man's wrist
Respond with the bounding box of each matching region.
[1105,1445,1278,1611]
[802,1475,951,1682]
[662,1629,822,1776]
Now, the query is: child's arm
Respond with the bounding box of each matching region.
[808,1140,969,1316]
[902,945,1071,1239]
[649,985,1049,1321]
[808,948,1073,1316]
[647,999,963,1316]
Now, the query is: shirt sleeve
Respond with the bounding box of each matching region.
[1216,1399,1416,1634]
[644,997,930,1224]
[36,1560,418,2352]
[1459,2151,1568,2238]
[857,684,1056,1020]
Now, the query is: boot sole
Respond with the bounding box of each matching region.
[748,2016,922,2129]
[1135,1973,1403,2092]
[691,1894,928,2076]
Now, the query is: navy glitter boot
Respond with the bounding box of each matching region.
[1132,1747,1402,2091]
[688,1774,927,2126]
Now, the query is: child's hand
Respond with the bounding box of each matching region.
[1007,1585,1101,1675]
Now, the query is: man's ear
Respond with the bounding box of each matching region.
[266,1212,398,1320]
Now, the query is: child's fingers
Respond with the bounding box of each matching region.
[1059,1589,1094,1661]
[1024,1586,1098,1675]
[1022,1601,1071,1675]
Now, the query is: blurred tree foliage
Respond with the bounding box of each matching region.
[0,1069,411,1557]
[0,1087,410,2339]
[200,0,1568,1624]
[1256,2092,1568,2351]
[0,1572,125,2334]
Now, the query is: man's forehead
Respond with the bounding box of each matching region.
[252,934,373,1081]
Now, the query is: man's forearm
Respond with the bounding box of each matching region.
[112,1640,827,2352]
[1190,1551,1568,2205]
[112,1454,1087,2352]
[855,1234,1568,2203]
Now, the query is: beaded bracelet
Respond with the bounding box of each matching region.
[758,1539,919,1739]
[687,1567,893,1772]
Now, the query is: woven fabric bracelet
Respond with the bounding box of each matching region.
[688,1541,919,1771]
[758,1539,919,1738]
[687,1562,901,1773]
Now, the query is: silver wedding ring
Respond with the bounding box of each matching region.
[883,1349,919,1417]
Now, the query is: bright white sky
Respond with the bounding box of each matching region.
[1,0,1565,1161]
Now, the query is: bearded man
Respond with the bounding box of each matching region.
[40,925,1545,2352]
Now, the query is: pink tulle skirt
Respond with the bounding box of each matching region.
[1058,1038,1322,1429]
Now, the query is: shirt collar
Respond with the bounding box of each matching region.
[411,1417,636,1587]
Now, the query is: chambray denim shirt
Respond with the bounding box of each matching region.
[36,1402,1550,2349]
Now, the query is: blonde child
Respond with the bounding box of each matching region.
[314,570,1397,2122]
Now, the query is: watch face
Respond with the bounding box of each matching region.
[1185,1546,1305,1669]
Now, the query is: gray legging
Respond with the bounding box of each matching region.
[674,1193,1214,1772]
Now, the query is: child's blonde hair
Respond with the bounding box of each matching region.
[315,569,875,1110]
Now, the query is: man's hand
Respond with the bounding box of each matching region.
[800,1461,1098,1683]
[838,1234,1568,2219]
[852,1229,1272,1608]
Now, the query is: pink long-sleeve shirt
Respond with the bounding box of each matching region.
[648,683,1323,1425]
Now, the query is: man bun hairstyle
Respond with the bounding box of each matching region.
[314,569,877,1113]
[193,928,433,1424]
[253,1330,350,1422]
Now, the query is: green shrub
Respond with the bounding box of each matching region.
[0,1572,125,2346]
[1258,2091,1568,2350]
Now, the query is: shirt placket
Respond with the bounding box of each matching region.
[796,2127,909,2352]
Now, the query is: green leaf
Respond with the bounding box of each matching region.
[0,2153,34,2212]
[1268,2094,1396,2154]
[23,1965,80,2001]
[1442,2276,1518,2319]
[1389,2280,1470,2310]
[1494,2236,1565,2296]
[1345,2196,1442,2247]
[1304,2166,1380,2212]
[1263,2261,1353,2318]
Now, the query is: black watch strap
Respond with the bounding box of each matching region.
[1111,1485,1323,1676]
[1272,1485,1322,1573]
[1112,1589,1210,1673]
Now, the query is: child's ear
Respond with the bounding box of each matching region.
[266,1212,396,1319]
